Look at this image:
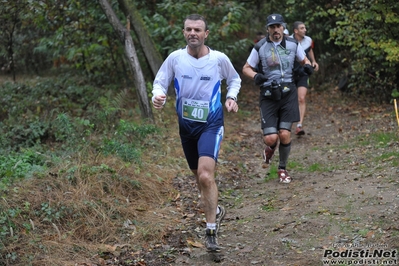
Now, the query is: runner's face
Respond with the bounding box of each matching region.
[297,24,306,37]
[183,19,209,48]
[268,24,283,42]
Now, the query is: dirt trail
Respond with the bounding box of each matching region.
[127,80,399,266]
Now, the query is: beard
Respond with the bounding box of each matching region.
[272,33,281,41]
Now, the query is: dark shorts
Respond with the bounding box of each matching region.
[180,126,224,170]
[259,83,300,135]
[294,67,309,89]
[295,73,309,89]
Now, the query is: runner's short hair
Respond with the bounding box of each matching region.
[293,21,305,30]
[183,14,208,30]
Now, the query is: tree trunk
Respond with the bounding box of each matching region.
[117,0,175,97]
[98,0,154,122]
[117,0,163,77]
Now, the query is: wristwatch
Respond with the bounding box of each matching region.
[227,96,237,102]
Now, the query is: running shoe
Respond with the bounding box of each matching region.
[278,169,292,183]
[204,228,221,252]
[262,146,275,164]
[295,126,305,135]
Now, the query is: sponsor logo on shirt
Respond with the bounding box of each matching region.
[181,75,192,79]
[200,75,211,81]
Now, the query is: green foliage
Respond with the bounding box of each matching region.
[326,0,399,101]
[101,139,142,163]
[36,202,66,222]
[52,113,75,142]
[141,0,252,60]
[0,77,99,149]
[0,76,161,219]
[0,149,47,191]
[0,74,160,186]
[0,207,21,253]
[1,0,398,103]
[100,119,159,162]
[1,0,128,83]
[0,208,21,234]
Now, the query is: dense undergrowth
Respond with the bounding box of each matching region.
[0,75,182,265]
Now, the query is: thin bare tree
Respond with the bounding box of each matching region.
[98,0,154,121]
[117,0,163,77]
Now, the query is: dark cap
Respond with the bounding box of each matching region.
[266,14,285,27]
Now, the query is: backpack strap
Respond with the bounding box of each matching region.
[254,37,267,52]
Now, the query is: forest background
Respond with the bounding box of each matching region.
[0,0,398,265]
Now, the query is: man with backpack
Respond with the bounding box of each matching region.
[242,14,313,183]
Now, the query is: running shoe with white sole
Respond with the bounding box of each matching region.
[278,169,292,183]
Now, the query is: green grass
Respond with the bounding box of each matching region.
[264,165,277,182]
[287,160,305,171]
[261,200,276,212]
[357,132,399,147]
[307,162,336,172]
[374,151,399,167]
[288,159,336,173]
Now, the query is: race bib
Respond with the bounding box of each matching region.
[182,98,210,123]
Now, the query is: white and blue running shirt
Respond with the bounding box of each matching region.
[152,46,241,137]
